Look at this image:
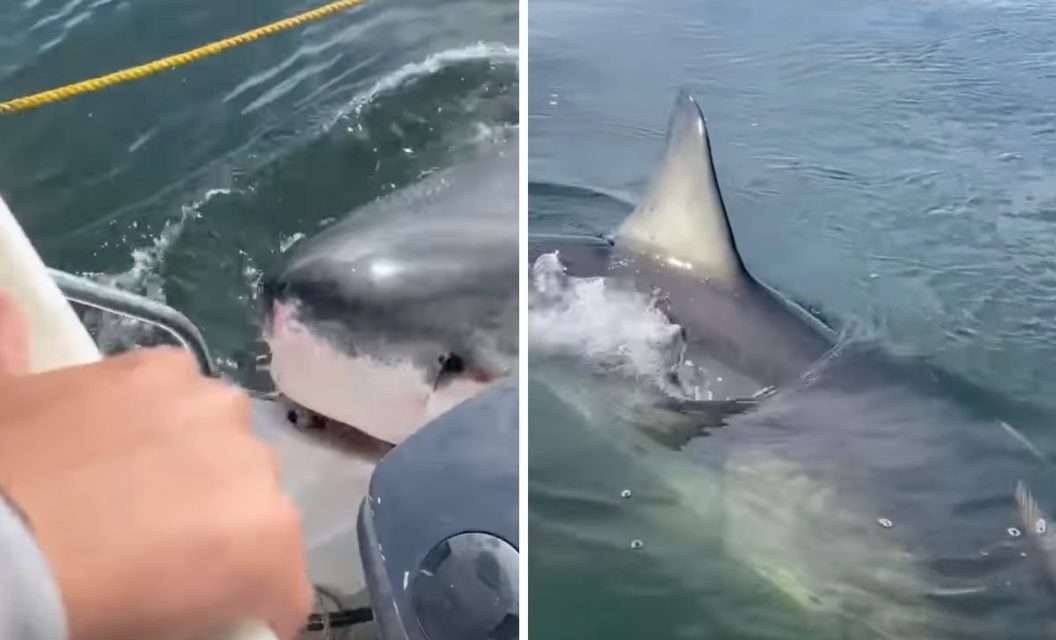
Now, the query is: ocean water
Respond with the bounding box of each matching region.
[529,0,1056,637]
[0,0,517,386]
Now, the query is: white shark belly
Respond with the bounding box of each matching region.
[267,300,495,445]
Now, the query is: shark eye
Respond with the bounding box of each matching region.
[439,352,465,375]
[434,352,466,390]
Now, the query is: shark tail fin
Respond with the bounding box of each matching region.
[616,91,750,286]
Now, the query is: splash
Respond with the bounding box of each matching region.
[467,121,516,146]
[529,251,687,389]
[279,231,306,253]
[78,188,233,353]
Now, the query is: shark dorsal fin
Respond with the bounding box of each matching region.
[616,91,749,285]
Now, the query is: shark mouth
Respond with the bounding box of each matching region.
[276,393,395,462]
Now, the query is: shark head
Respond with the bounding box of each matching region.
[261,141,518,445]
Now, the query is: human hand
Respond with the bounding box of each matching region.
[0,295,312,640]
[0,290,28,376]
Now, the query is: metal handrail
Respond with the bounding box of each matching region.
[48,269,219,378]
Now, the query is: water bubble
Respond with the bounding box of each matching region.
[878,518,893,529]
[620,489,632,499]
[1036,519,1047,535]
[1008,527,1022,538]
[630,539,644,550]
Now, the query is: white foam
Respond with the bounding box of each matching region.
[529,251,686,385]
[467,121,515,145]
[279,232,306,253]
[325,41,518,129]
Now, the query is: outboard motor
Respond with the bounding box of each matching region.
[357,378,519,640]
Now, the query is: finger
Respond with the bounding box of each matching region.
[0,291,29,377]
[241,435,283,486]
[215,382,253,436]
[140,375,252,440]
[269,572,314,640]
[258,495,313,640]
[262,443,283,486]
[114,345,199,381]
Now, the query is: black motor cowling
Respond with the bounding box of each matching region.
[357,379,519,640]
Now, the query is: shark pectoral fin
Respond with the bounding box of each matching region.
[641,397,760,450]
[615,91,750,286]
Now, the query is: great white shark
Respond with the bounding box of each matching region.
[261,137,517,446]
[529,92,1056,638]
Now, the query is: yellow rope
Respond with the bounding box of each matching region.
[0,0,368,115]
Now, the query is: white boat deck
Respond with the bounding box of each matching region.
[252,397,382,639]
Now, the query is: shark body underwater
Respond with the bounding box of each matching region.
[261,137,518,446]
[528,93,1056,638]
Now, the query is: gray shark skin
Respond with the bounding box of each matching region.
[529,93,1056,638]
[263,138,517,445]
